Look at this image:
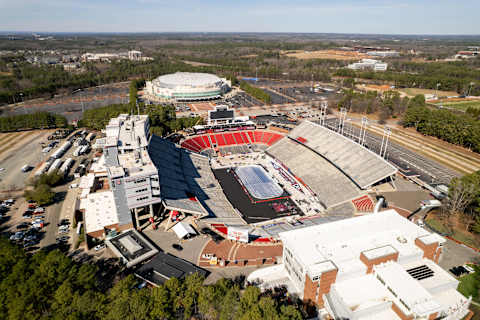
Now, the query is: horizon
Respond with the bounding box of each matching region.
[1,0,479,35]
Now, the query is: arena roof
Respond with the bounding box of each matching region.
[153,72,223,88]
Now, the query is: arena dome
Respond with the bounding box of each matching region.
[145,72,230,102]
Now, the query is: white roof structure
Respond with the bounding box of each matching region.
[172,222,196,239]
[279,210,443,280]
[153,72,223,88]
[83,191,119,233]
[375,262,442,316]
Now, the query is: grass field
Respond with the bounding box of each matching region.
[398,87,459,97]
[435,100,480,111]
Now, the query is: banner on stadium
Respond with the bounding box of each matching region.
[227,226,249,243]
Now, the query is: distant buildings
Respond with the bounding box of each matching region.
[248,210,471,320]
[367,50,400,58]
[347,59,388,71]
[455,49,479,60]
[81,50,152,62]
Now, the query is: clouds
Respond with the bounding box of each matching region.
[0,0,478,34]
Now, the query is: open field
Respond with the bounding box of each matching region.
[283,49,369,60]
[398,87,458,97]
[434,100,480,111]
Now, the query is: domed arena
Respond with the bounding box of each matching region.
[145,72,230,102]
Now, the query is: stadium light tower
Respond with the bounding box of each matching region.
[338,108,347,134]
[320,101,328,126]
[359,117,368,146]
[379,126,392,159]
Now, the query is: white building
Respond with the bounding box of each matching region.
[145,72,231,102]
[80,114,161,238]
[367,51,400,58]
[248,210,471,320]
[348,59,388,71]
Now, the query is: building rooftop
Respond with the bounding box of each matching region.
[279,210,436,279]
[107,229,159,268]
[375,261,442,317]
[135,251,208,286]
[83,191,119,233]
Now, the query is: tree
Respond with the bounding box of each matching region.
[24,184,55,206]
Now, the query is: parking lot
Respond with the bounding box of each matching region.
[0,129,99,253]
[3,82,129,122]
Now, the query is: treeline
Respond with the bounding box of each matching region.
[0,238,303,320]
[402,105,480,153]
[0,57,234,105]
[0,111,67,132]
[81,103,203,136]
[240,80,271,104]
[129,78,145,106]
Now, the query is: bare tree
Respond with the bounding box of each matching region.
[444,178,477,218]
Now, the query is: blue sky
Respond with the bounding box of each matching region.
[1,0,478,34]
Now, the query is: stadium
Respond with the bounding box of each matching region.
[144,72,231,102]
[84,107,397,241]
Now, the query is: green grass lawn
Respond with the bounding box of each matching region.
[435,100,480,111]
[399,87,458,97]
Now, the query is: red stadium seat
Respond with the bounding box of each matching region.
[247,131,255,143]
[262,132,273,144]
[233,132,244,144]
[268,133,283,145]
[210,134,217,145]
[215,134,227,146]
[254,131,263,143]
[224,133,235,145]
[202,136,211,148]
[240,132,249,144]
[192,137,206,150]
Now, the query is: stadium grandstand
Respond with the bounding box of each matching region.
[145,72,231,102]
[148,135,245,225]
[181,129,284,156]
[287,121,397,189]
[266,137,361,208]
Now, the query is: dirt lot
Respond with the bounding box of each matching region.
[283,49,369,60]
[0,130,54,190]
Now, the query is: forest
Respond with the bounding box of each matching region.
[402,105,480,153]
[0,111,67,132]
[81,103,203,136]
[0,238,304,320]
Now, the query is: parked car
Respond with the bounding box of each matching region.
[22,214,32,219]
[34,207,45,214]
[59,225,69,231]
[56,236,69,242]
[17,222,30,230]
[172,244,183,251]
[69,183,78,189]
[23,241,37,248]
[24,234,37,242]
[94,243,106,251]
[58,229,69,234]
[57,219,70,226]
[28,204,37,209]
[10,231,25,241]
